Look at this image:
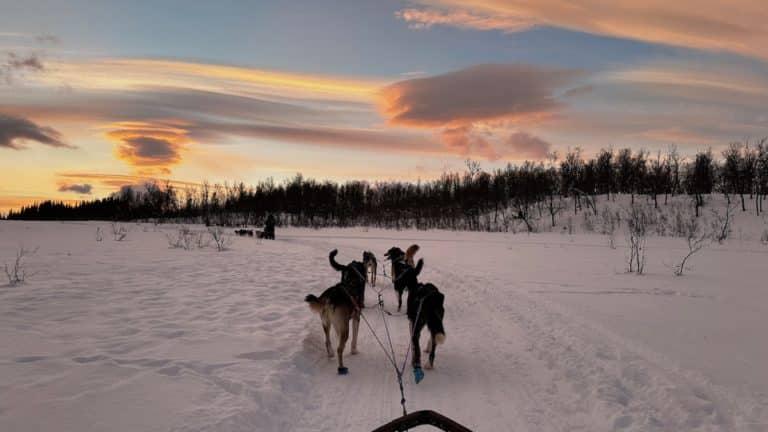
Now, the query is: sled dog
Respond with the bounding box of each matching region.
[305,283,360,374]
[408,282,446,372]
[384,245,420,311]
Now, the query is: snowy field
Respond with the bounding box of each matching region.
[1,220,768,431]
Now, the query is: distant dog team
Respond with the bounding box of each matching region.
[305,244,446,381]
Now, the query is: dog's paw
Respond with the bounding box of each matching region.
[413,366,424,384]
[350,349,359,355]
[337,367,348,375]
[327,352,335,358]
[424,362,433,370]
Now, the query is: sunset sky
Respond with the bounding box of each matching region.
[2,0,768,213]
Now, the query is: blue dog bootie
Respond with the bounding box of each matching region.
[338,367,349,375]
[413,366,424,384]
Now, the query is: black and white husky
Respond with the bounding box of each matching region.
[397,257,446,381]
[408,282,446,372]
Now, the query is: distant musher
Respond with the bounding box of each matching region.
[263,213,276,240]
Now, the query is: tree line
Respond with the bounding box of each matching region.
[6,140,768,230]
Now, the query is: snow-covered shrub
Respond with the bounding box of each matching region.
[655,201,695,238]
[4,246,38,286]
[710,200,735,244]
[96,227,103,242]
[761,229,768,245]
[599,206,617,248]
[671,204,688,237]
[167,227,193,250]
[625,204,648,274]
[674,212,712,276]
[166,227,183,249]
[208,227,233,251]
[111,223,128,241]
[654,210,669,236]
[643,204,659,228]
[167,227,209,250]
[195,231,211,249]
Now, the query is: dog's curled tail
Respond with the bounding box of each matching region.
[329,249,347,272]
[305,294,324,314]
[405,244,420,266]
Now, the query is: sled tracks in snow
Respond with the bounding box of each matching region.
[285,236,767,431]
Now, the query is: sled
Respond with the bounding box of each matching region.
[371,410,473,432]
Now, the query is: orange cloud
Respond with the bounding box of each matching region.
[32,58,384,102]
[105,121,190,175]
[380,64,575,159]
[440,126,553,160]
[441,125,497,159]
[187,121,444,155]
[504,131,552,159]
[399,1,768,60]
[638,127,716,146]
[381,64,575,128]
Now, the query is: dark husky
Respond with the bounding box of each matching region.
[329,249,367,307]
[363,251,377,287]
[408,282,446,375]
[234,229,254,237]
[384,245,419,311]
[305,283,360,374]
[391,256,446,381]
[384,247,405,277]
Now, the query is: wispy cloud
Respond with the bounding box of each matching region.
[399,1,768,61]
[0,113,72,149]
[57,172,200,190]
[188,121,445,155]
[35,34,59,45]
[396,7,534,32]
[1,52,45,84]
[32,58,384,102]
[2,56,449,158]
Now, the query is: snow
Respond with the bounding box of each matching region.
[1,218,767,431]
